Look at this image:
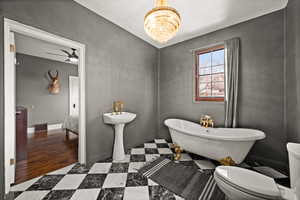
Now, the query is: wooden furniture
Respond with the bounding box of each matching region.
[34,123,47,133]
[66,128,78,137]
[16,106,28,161]
[63,116,79,137]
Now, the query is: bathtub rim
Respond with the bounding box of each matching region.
[164,118,266,142]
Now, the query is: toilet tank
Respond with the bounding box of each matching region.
[287,143,300,189]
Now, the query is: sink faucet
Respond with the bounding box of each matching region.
[200,115,214,128]
[113,101,124,115]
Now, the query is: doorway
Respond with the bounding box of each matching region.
[4,18,86,194]
[69,76,79,117]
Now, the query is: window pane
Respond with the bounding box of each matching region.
[199,67,211,75]
[212,73,224,82]
[199,75,211,83]
[212,81,225,97]
[212,65,224,74]
[212,49,224,66]
[199,53,211,68]
[199,82,212,97]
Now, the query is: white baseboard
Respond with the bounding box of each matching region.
[48,123,63,131]
[27,123,63,134]
[27,127,35,134]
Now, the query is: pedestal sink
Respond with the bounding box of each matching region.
[103,112,136,161]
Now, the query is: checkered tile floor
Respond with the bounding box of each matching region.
[10,139,215,200]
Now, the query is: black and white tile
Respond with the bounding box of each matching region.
[109,163,129,173]
[11,139,190,200]
[97,188,124,200]
[126,173,148,187]
[130,154,146,162]
[14,138,278,200]
[43,190,75,200]
[78,174,107,189]
[26,175,64,191]
[70,189,100,200]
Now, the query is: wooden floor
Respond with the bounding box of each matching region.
[15,129,78,184]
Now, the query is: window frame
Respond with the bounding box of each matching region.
[195,45,225,102]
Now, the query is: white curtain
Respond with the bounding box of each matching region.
[224,38,240,128]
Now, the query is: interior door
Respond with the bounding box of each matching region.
[69,76,79,116]
[5,31,16,192]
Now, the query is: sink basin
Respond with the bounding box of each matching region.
[103,112,136,161]
[103,112,136,125]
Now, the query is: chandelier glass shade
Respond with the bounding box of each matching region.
[144,0,181,43]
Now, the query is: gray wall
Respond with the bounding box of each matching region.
[16,53,78,127]
[159,11,287,167]
[286,0,300,144]
[0,1,158,194]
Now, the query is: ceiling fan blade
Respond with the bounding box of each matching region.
[46,52,66,57]
[61,49,72,56]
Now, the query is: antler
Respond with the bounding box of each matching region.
[48,70,54,80]
[48,70,59,80]
[55,70,59,79]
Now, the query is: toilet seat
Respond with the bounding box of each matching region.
[214,166,281,200]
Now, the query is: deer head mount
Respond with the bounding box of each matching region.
[48,70,60,94]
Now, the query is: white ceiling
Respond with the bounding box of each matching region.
[15,33,78,65]
[73,0,288,48]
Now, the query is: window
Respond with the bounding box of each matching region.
[195,45,225,102]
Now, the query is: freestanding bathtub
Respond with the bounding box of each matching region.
[164,119,265,164]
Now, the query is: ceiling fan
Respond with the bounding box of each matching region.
[47,48,78,63]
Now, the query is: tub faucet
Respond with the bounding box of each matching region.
[200,115,214,128]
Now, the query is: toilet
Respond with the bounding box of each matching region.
[214,143,300,200]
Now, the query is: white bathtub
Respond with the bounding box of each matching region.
[164,119,265,164]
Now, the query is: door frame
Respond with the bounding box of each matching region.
[4,18,86,194]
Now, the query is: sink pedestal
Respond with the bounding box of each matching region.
[113,124,125,161]
[103,112,136,162]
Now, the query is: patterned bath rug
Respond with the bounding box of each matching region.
[138,157,225,200]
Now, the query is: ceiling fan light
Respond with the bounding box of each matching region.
[69,57,78,63]
[144,0,181,43]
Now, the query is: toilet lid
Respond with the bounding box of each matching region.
[215,166,281,199]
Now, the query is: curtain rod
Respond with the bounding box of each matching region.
[189,37,240,53]
[189,41,225,53]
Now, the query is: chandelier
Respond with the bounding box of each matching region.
[144,0,181,43]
